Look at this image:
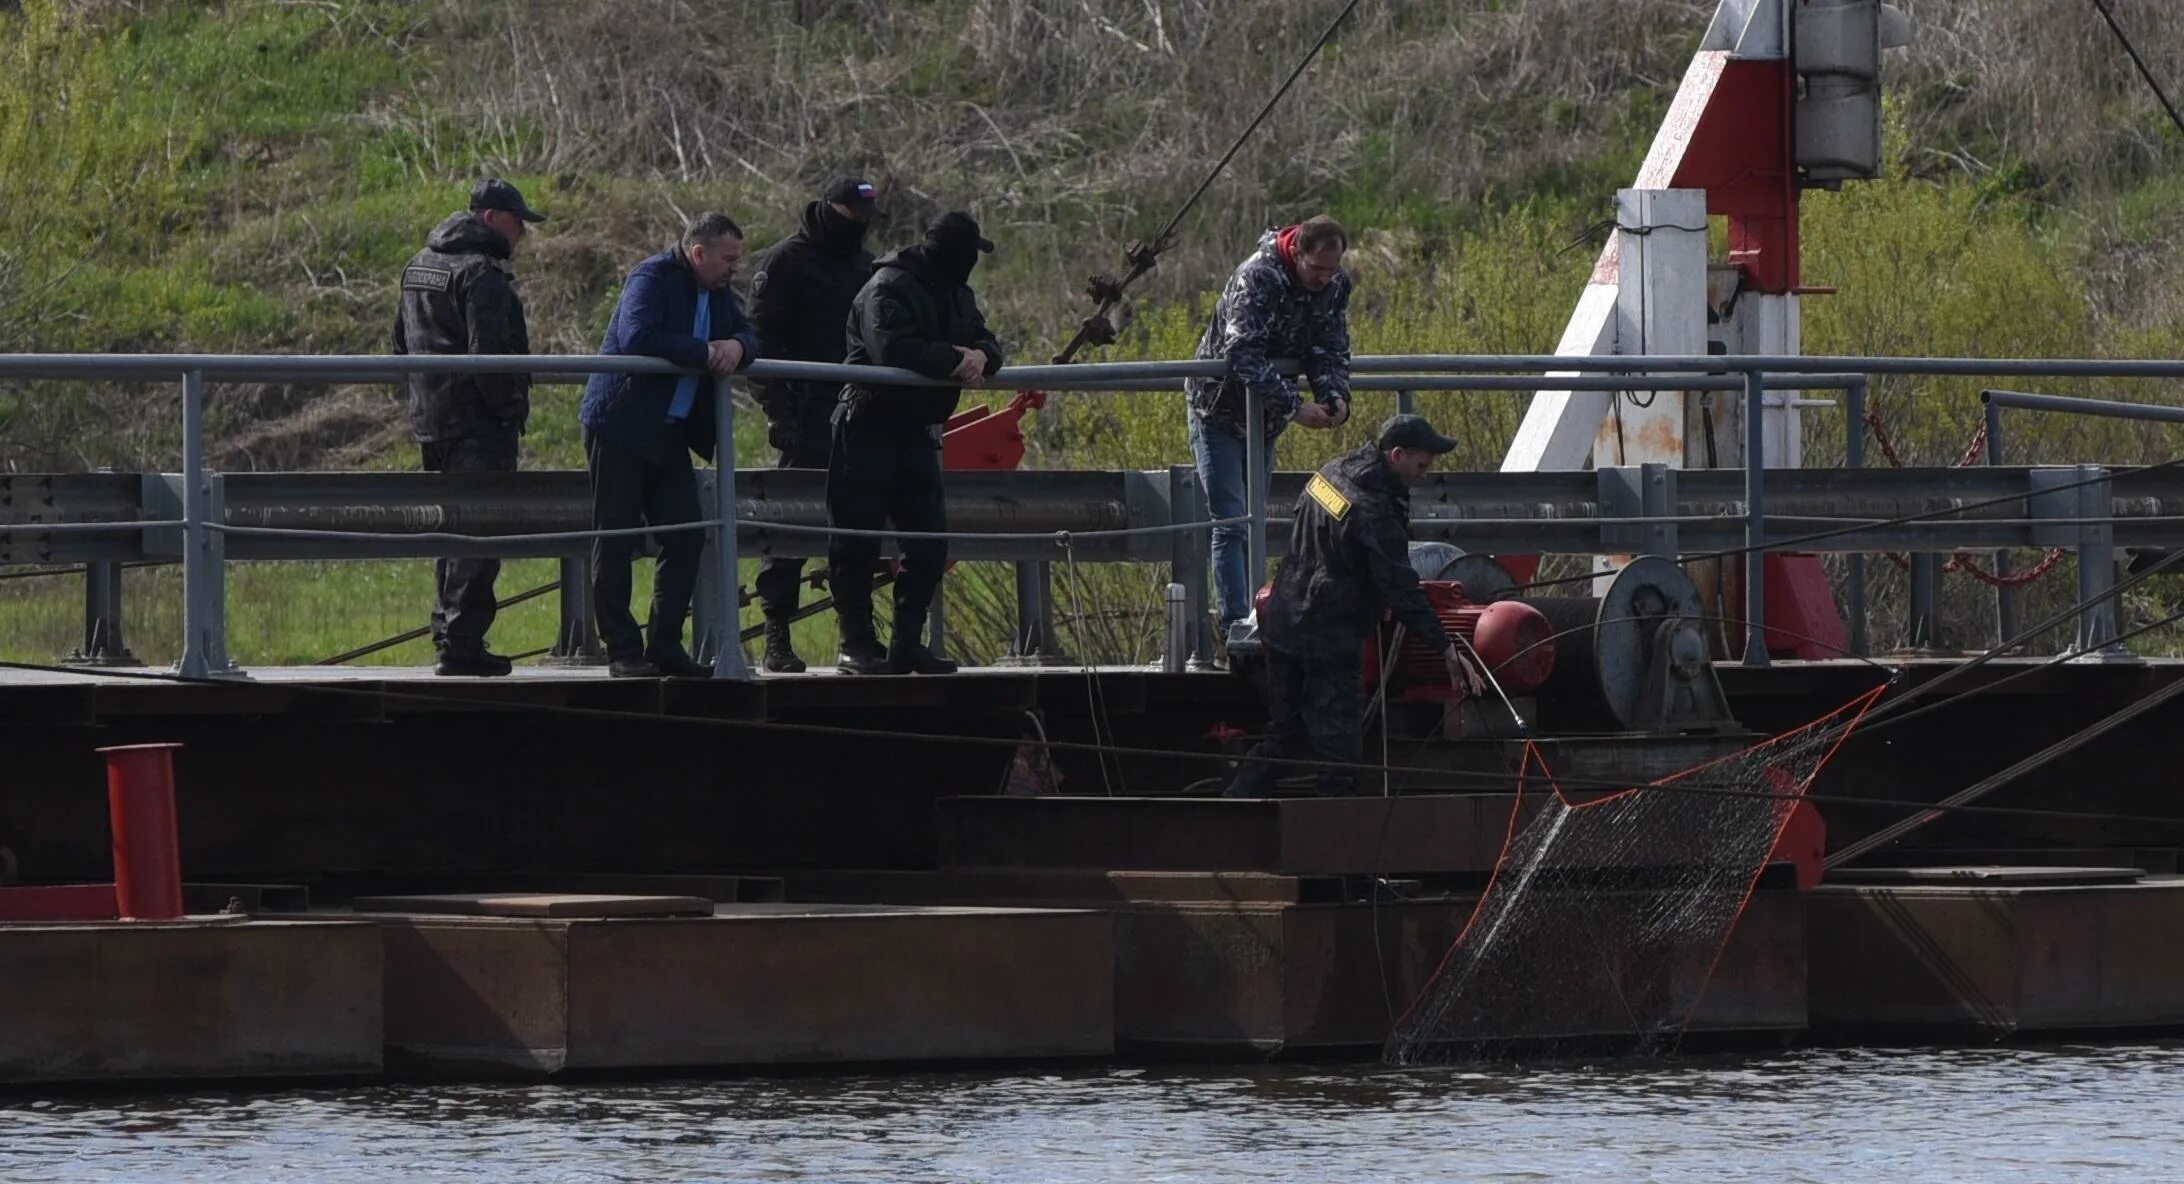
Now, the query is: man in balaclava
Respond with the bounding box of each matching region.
[826,210,1007,675]
[748,177,882,673]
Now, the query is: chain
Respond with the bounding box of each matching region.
[1864,407,2066,586]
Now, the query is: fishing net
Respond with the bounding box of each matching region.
[1384,686,1885,1065]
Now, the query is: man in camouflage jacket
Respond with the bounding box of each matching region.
[1184,215,1355,643]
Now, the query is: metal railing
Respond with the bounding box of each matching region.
[4,350,2183,678]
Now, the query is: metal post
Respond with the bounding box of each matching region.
[709,377,752,680]
[1007,560,1041,661]
[929,580,949,661]
[1169,464,1216,670]
[1984,396,2015,645]
[1907,555,1939,649]
[1244,388,1267,613]
[545,554,605,664]
[1396,388,1416,416]
[1844,378,1868,657]
[176,369,235,679]
[67,560,140,666]
[1742,368,1769,667]
[2072,463,2133,662]
[1164,582,1188,673]
[1001,560,1070,665]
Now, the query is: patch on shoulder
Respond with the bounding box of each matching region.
[1305,473,1351,520]
[402,265,454,292]
[751,269,769,295]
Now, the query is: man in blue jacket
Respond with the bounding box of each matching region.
[579,212,759,678]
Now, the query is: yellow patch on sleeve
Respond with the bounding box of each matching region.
[1305,473,1351,520]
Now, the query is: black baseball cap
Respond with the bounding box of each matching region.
[1378,413,1457,454]
[823,176,883,217]
[926,211,994,254]
[469,178,546,223]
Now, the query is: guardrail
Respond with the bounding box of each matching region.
[3,351,2181,678]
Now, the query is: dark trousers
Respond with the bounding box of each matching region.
[585,430,702,661]
[754,411,834,620]
[421,433,518,656]
[825,414,946,645]
[1229,647,1367,797]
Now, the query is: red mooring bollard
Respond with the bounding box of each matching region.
[97,743,185,920]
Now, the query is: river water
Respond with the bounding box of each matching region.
[4,1043,2179,1182]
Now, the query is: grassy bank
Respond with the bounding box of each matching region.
[4,0,2184,664]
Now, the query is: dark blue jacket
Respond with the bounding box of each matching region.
[580,248,761,463]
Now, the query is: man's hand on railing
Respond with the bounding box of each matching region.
[706,339,746,376]
[1292,402,1336,429]
[952,347,990,384]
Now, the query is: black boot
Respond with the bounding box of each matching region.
[762,619,806,674]
[889,639,959,675]
[435,646,514,677]
[837,615,892,676]
[888,608,958,675]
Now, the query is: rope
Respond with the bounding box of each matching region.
[1828,672,2184,868]
[2088,0,2184,139]
[5,654,2184,834]
[1049,0,1367,363]
[1506,453,2184,595]
[202,514,1255,547]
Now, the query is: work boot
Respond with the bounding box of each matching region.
[435,647,513,677]
[838,637,892,676]
[608,655,661,678]
[888,640,959,675]
[645,646,711,678]
[762,620,806,674]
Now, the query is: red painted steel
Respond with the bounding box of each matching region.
[942,390,1047,471]
[1759,554,1847,660]
[0,883,119,923]
[1770,800,1827,891]
[98,743,185,921]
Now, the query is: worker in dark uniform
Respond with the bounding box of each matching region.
[748,177,881,672]
[1223,414,1484,798]
[392,177,544,677]
[827,211,1005,676]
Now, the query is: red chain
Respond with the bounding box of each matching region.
[1863,408,2065,587]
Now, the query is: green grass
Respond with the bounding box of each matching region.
[7,0,2184,664]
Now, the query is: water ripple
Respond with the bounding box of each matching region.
[3,1043,2182,1182]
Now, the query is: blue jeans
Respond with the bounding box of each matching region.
[1189,413,1277,629]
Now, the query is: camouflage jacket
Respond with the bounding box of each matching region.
[1184,230,1353,441]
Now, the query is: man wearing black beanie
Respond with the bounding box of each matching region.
[826,210,1006,675]
[748,177,881,673]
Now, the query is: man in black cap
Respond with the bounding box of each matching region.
[746,177,882,672]
[392,177,546,677]
[1222,413,1484,797]
[826,210,1005,675]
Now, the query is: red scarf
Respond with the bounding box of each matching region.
[1273,223,1303,280]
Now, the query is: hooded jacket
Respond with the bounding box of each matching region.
[838,235,1005,431]
[392,212,531,443]
[1260,443,1450,662]
[748,201,876,445]
[1185,229,1353,442]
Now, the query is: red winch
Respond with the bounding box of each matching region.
[1365,581,1557,702]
